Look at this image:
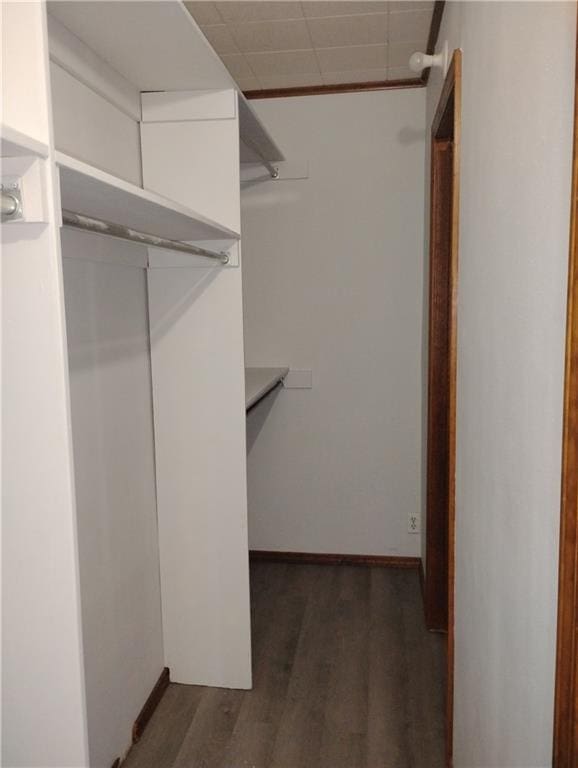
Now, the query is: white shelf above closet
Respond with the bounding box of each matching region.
[1,124,49,158]
[56,152,240,243]
[47,1,284,170]
[245,367,289,411]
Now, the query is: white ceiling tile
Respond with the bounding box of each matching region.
[258,72,324,88]
[246,49,320,75]
[230,19,311,52]
[201,24,240,54]
[317,44,387,73]
[189,2,432,91]
[220,53,256,77]
[307,13,387,48]
[323,68,388,84]
[216,2,303,23]
[387,65,418,80]
[184,2,223,25]
[388,9,431,42]
[235,75,262,91]
[388,39,425,67]
[303,2,388,18]
[389,1,434,11]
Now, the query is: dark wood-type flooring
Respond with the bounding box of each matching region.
[123,562,445,768]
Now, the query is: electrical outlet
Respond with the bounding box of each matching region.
[408,513,420,534]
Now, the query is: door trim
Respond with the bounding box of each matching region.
[424,50,461,768]
[553,14,578,768]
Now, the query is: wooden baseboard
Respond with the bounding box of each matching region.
[132,667,170,744]
[249,550,420,569]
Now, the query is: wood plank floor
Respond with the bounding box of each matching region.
[123,563,445,768]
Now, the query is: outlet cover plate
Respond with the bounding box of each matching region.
[408,514,420,534]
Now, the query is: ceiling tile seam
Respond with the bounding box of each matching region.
[213,3,226,25]
[233,42,392,59]
[192,3,435,32]
[243,52,261,84]
[200,13,391,47]
[223,49,261,85]
[386,4,392,69]
[303,8,390,21]
[199,32,425,58]
[386,3,391,47]
[200,9,427,36]
[201,15,394,39]
[201,12,391,29]
[215,3,305,24]
[301,1,325,82]
[214,8,398,24]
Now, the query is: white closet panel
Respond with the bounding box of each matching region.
[2,4,89,765]
[148,267,252,688]
[1,1,51,144]
[62,229,163,768]
[47,12,141,121]
[51,63,142,186]
[142,90,251,688]
[141,118,241,234]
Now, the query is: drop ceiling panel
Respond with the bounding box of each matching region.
[306,14,389,48]
[186,0,434,92]
[317,43,388,73]
[216,1,304,23]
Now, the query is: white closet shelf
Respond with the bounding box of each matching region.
[56,152,240,243]
[245,367,289,411]
[48,1,284,169]
[1,124,49,158]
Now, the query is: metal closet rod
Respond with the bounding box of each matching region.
[262,157,279,179]
[61,209,230,264]
[241,135,279,179]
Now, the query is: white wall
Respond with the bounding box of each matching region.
[62,231,164,768]
[242,89,426,557]
[424,3,575,765]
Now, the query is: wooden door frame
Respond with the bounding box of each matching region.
[424,50,461,768]
[553,14,578,767]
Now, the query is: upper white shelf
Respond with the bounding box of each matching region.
[56,152,240,243]
[245,367,289,411]
[1,124,49,159]
[47,1,284,167]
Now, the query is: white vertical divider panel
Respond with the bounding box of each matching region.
[141,90,251,688]
[1,2,89,766]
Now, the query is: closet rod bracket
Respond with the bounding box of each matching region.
[1,182,23,222]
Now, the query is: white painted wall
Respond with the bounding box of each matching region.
[424,3,575,765]
[62,230,164,768]
[241,89,426,557]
